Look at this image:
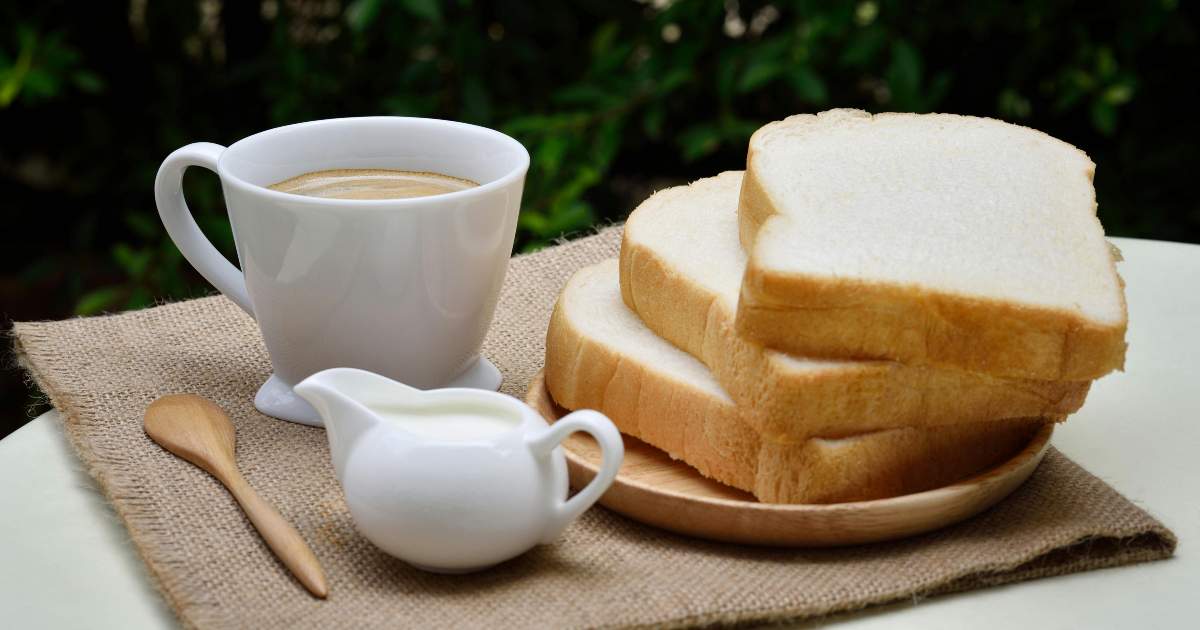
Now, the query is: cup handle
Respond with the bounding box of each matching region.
[154,142,253,316]
[527,409,624,542]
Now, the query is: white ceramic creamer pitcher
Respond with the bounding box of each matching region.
[294,367,624,573]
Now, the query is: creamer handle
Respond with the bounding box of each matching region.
[526,409,623,542]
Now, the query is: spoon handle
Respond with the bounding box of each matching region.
[223,472,329,599]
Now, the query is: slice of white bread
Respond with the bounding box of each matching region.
[738,109,1127,380]
[545,260,1043,504]
[620,171,1089,442]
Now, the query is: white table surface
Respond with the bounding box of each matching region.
[2,237,1197,629]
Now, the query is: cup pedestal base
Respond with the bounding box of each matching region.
[254,357,503,426]
[407,562,496,574]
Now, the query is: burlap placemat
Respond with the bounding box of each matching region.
[13,226,1175,629]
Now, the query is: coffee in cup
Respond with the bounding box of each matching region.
[268,169,478,200]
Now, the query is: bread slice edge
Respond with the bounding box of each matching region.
[544,260,1046,504]
[737,111,1128,380]
[621,174,1090,441]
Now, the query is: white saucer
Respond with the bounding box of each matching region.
[253,357,503,426]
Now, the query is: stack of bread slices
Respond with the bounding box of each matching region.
[543,109,1127,504]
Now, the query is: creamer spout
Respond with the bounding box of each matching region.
[294,368,390,479]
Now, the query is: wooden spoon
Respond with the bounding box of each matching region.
[144,394,328,598]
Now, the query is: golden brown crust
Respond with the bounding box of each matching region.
[620,213,1090,442]
[544,267,1045,504]
[736,265,1127,380]
[736,163,773,252]
[546,290,756,491]
[755,419,1042,503]
[738,111,1128,380]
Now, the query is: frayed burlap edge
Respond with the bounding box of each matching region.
[12,319,230,630]
[614,530,1176,630]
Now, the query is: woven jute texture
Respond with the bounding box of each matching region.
[13,226,1176,629]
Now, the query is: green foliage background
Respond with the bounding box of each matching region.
[2,0,1198,435]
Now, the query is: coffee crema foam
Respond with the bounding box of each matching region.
[268,168,478,200]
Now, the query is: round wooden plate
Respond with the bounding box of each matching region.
[526,372,1053,547]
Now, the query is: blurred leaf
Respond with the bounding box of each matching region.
[0,28,34,106]
[591,21,620,58]
[505,114,577,139]
[345,0,383,32]
[517,210,550,235]
[656,67,692,94]
[400,0,441,22]
[737,36,792,93]
[715,49,739,102]
[125,287,153,310]
[124,212,159,239]
[21,68,61,100]
[72,70,104,93]
[788,66,828,104]
[855,1,880,26]
[738,58,784,93]
[1104,81,1135,105]
[1067,68,1096,92]
[642,105,666,139]
[1095,46,1117,77]
[678,124,720,161]
[1,26,95,106]
[926,72,952,109]
[159,237,182,264]
[76,286,123,316]
[545,199,594,234]
[998,88,1032,119]
[533,136,569,177]
[592,41,634,75]
[886,40,922,109]
[1091,100,1117,135]
[553,165,602,206]
[552,83,614,107]
[593,119,623,168]
[1052,78,1087,112]
[722,117,761,142]
[113,243,152,279]
[503,114,554,136]
[839,25,886,67]
[461,76,491,123]
[382,93,439,117]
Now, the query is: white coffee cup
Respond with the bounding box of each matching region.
[154,117,529,426]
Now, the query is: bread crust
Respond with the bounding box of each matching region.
[545,262,1044,504]
[621,175,1090,442]
[738,110,1128,380]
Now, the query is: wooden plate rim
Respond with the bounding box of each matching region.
[528,371,1052,512]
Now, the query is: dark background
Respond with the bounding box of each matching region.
[3,0,1198,438]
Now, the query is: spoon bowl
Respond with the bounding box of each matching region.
[144,394,328,598]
